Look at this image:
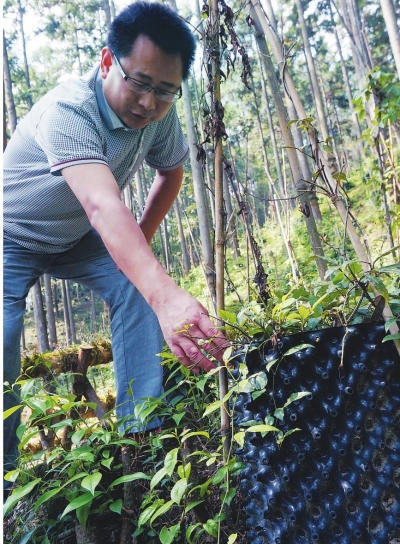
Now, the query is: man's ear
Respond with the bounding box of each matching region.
[100,47,113,79]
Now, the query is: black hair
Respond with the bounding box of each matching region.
[107,2,196,80]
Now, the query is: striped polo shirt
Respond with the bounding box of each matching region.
[3,66,189,253]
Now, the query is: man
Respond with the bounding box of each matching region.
[3,2,227,480]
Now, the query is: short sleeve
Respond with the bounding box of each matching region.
[145,106,189,170]
[34,100,109,175]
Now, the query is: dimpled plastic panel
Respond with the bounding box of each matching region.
[233,323,400,544]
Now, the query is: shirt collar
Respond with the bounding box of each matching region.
[95,67,134,131]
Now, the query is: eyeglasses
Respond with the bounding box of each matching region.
[112,53,182,104]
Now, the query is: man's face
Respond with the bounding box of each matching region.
[100,35,183,130]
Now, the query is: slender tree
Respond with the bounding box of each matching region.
[43,274,57,347]
[174,198,191,275]
[250,5,327,279]
[379,0,400,79]
[3,31,17,134]
[182,78,216,304]
[32,281,50,352]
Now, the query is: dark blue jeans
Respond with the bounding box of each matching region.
[3,230,163,480]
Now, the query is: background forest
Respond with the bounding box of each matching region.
[3,0,400,542]
[3,0,400,349]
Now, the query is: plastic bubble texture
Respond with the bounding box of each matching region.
[233,323,400,544]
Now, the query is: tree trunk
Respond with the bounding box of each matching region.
[32,280,50,352]
[61,279,72,346]
[251,5,327,280]
[181,78,216,305]
[157,226,167,270]
[174,198,191,274]
[3,31,17,134]
[210,0,230,461]
[3,81,8,150]
[43,274,57,347]
[17,0,33,109]
[103,0,112,30]
[379,0,400,80]
[255,48,285,200]
[21,325,26,351]
[65,281,77,344]
[223,169,240,260]
[163,217,171,274]
[294,0,331,143]
[251,80,300,282]
[134,170,145,213]
[331,10,363,157]
[90,291,97,335]
[53,280,59,318]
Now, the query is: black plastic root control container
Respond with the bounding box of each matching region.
[233,323,400,544]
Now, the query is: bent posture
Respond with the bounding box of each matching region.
[3,2,227,486]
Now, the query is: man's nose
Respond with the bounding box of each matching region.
[138,89,157,110]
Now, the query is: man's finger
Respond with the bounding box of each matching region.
[170,339,216,373]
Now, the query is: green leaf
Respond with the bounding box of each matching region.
[185,499,204,513]
[283,344,314,357]
[50,418,72,429]
[171,478,188,504]
[27,397,50,414]
[274,408,284,421]
[3,405,23,419]
[223,487,236,506]
[180,431,210,442]
[298,305,310,320]
[186,523,202,544]
[202,400,222,417]
[276,428,301,445]
[177,462,191,479]
[212,466,228,485]
[246,424,279,433]
[34,487,63,511]
[61,492,101,518]
[266,358,279,372]
[233,431,245,447]
[138,502,162,527]
[81,472,102,495]
[223,346,233,363]
[4,479,41,515]
[4,469,20,482]
[150,500,175,525]
[365,273,389,303]
[109,472,151,488]
[218,309,237,325]
[228,533,238,543]
[283,391,311,408]
[382,333,400,343]
[110,499,123,514]
[71,428,86,445]
[172,412,185,425]
[385,317,398,332]
[376,264,400,274]
[101,458,113,470]
[150,467,167,490]
[203,519,218,538]
[19,530,36,544]
[76,499,92,529]
[164,448,179,476]
[160,524,181,544]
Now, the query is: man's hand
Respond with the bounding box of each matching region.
[154,287,230,373]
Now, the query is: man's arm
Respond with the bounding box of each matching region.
[139,166,183,244]
[61,163,227,372]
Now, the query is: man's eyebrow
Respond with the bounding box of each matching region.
[132,71,178,90]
